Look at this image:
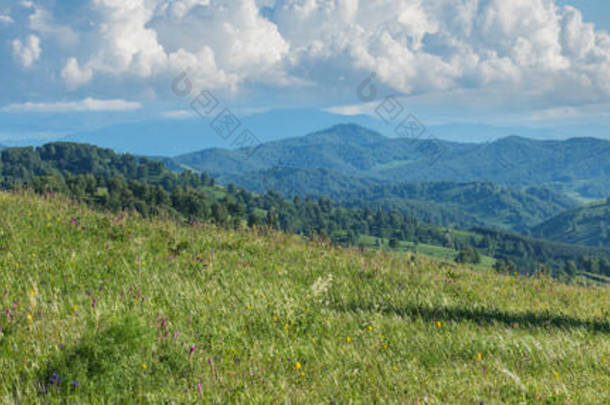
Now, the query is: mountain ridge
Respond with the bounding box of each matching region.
[172,123,610,199]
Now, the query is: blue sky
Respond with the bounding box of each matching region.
[0,0,609,142]
[558,0,610,31]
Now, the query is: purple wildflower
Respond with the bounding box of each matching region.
[197,382,203,396]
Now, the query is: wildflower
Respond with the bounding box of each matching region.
[189,345,196,364]
[207,357,214,368]
[197,382,203,396]
[50,373,59,384]
[367,325,373,331]
[346,336,352,344]
[477,353,483,361]
[91,297,96,311]
[284,323,289,331]
[553,371,559,379]
[436,321,442,328]
[72,380,79,389]
[72,304,78,312]
[141,364,147,370]
[273,315,278,322]
[295,362,302,370]
[603,358,607,364]
[300,372,305,378]
[27,313,32,323]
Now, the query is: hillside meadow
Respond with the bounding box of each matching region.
[0,191,609,403]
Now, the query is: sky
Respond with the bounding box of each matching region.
[0,0,609,142]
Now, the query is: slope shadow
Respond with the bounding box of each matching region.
[332,301,610,333]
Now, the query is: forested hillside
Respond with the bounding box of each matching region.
[173,124,610,199]
[258,175,578,231]
[1,142,609,279]
[533,199,610,247]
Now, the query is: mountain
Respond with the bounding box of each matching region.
[63,109,388,156]
[255,171,578,231]
[532,199,610,246]
[52,107,610,157]
[172,123,610,199]
[335,182,578,232]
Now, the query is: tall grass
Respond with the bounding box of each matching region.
[0,191,608,403]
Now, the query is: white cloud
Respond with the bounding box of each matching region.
[1,98,141,113]
[12,34,41,68]
[61,57,93,89]
[3,0,610,118]
[0,15,14,23]
[161,110,192,119]
[27,2,79,47]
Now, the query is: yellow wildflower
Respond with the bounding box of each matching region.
[295,362,302,370]
[367,325,373,331]
[27,313,33,323]
[73,304,78,312]
[346,336,352,344]
[299,372,305,378]
[141,364,147,370]
[477,353,483,361]
[436,321,442,328]
[554,371,559,379]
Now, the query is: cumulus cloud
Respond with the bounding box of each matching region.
[1,98,141,113]
[12,34,41,68]
[61,57,93,89]
[3,0,610,114]
[0,15,14,23]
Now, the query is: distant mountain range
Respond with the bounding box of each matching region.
[4,108,604,155]
[533,199,610,247]
[171,123,610,200]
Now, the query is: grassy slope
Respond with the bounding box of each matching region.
[0,192,609,403]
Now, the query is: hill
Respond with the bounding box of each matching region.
[173,124,610,199]
[532,199,610,246]
[1,142,608,278]
[0,192,609,402]
[257,174,578,231]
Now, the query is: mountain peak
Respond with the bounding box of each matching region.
[307,123,385,142]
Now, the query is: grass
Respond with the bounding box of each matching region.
[357,234,496,271]
[0,191,609,403]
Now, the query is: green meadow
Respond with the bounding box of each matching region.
[0,191,609,403]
